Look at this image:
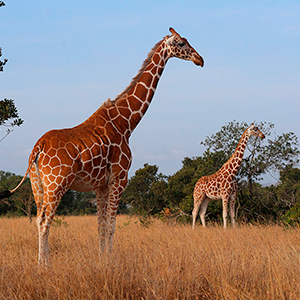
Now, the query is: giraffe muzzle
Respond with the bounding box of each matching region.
[193,54,204,67]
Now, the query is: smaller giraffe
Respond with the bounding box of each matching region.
[192,124,265,229]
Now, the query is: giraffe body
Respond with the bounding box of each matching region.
[192,124,264,229]
[0,28,203,266]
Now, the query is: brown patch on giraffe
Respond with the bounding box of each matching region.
[42,154,50,166]
[117,107,131,119]
[139,76,153,87]
[135,83,148,99]
[57,132,69,143]
[51,167,61,176]
[50,137,59,149]
[152,53,160,64]
[46,148,57,157]
[93,115,106,128]
[107,107,119,119]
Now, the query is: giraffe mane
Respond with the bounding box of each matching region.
[112,37,167,103]
[99,98,112,108]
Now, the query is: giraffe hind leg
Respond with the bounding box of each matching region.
[229,192,237,228]
[36,178,73,267]
[29,162,44,213]
[192,192,206,229]
[199,197,210,227]
[222,196,230,228]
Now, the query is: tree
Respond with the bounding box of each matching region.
[276,166,300,225]
[0,99,24,141]
[0,171,35,219]
[0,2,7,71]
[0,3,24,141]
[57,190,96,215]
[121,164,168,215]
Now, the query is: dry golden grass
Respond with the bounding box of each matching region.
[0,215,300,300]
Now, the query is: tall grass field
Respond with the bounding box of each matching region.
[0,215,300,299]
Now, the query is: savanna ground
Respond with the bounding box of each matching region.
[0,215,300,300]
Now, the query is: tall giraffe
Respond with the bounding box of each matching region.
[0,28,204,266]
[192,124,265,229]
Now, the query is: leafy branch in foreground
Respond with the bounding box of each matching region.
[0,99,24,142]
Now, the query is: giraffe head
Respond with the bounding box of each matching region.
[166,27,204,67]
[248,124,265,139]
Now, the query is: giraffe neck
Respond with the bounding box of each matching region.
[222,131,250,176]
[105,38,170,137]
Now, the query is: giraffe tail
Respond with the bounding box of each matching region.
[0,144,41,200]
[0,166,31,200]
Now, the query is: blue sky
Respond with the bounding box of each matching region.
[1,1,300,181]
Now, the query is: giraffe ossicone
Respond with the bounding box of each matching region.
[192,124,265,229]
[0,28,204,266]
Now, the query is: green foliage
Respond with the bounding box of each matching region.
[0,99,24,142]
[278,166,300,226]
[121,163,168,215]
[52,216,69,227]
[282,201,300,226]
[57,190,96,216]
[0,99,23,127]
[0,171,35,218]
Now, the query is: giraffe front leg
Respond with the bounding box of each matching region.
[192,198,201,229]
[230,192,237,228]
[106,176,128,251]
[95,188,109,253]
[222,196,229,228]
[192,191,206,229]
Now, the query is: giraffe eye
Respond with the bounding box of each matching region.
[178,42,185,47]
